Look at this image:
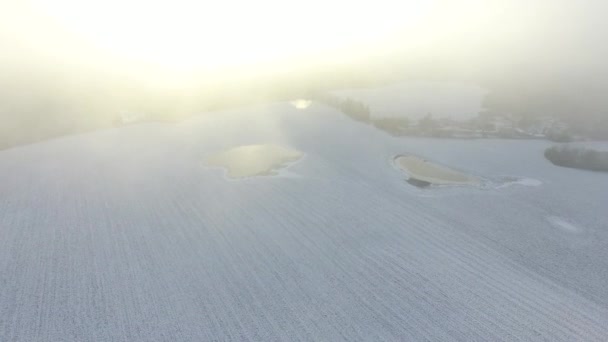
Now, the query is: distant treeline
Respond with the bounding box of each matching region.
[310,92,371,123]
[482,83,608,140]
[310,92,423,135]
[544,145,608,172]
[312,91,479,138]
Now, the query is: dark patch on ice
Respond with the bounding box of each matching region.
[406,177,432,188]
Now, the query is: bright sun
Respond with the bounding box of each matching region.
[29,0,433,71]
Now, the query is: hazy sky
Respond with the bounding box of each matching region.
[1,0,607,88]
[1,0,607,147]
[1,1,604,66]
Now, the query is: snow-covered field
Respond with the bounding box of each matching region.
[1,102,607,341]
[331,81,487,120]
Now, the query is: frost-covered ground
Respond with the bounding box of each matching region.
[1,102,607,341]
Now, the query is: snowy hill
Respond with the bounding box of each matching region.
[1,102,607,341]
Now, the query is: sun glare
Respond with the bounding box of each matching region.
[28,0,433,71]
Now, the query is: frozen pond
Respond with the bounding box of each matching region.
[394,154,479,186]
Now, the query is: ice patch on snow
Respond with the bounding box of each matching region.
[547,216,583,234]
[495,177,543,189]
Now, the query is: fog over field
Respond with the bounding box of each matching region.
[1,0,608,340]
[2,0,608,148]
[1,103,608,340]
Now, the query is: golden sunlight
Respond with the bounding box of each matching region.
[28,0,434,71]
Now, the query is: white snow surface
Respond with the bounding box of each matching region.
[547,216,583,234]
[1,102,608,341]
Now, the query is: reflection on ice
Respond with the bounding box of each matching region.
[205,144,303,179]
[290,99,312,109]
